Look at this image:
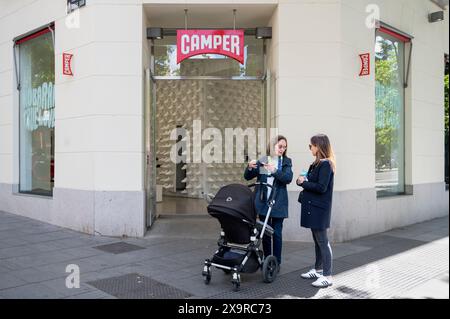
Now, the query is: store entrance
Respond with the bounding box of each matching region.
[145,34,273,227]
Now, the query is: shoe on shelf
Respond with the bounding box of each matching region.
[311,276,333,288]
[300,269,323,279]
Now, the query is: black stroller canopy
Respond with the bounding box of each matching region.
[207,184,256,224]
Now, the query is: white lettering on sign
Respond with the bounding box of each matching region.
[223,35,230,51]
[201,35,212,49]
[181,34,189,54]
[231,35,240,55]
[213,35,222,50]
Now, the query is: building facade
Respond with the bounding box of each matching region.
[0,0,448,241]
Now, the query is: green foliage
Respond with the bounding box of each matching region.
[375,36,403,170]
[27,33,54,87]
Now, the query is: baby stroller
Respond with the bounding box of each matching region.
[202,182,279,291]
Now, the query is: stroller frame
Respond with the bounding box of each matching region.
[202,182,279,291]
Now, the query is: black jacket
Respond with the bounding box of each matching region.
[298,159,334,230]
[244,157,293,218]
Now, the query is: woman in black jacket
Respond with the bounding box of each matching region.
[297,134,336,288]
[244,135,293,268]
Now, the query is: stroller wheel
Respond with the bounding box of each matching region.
[232,280,240,292]
[203,264,211,285]
[262,255,278,283]
[231,272,241,291]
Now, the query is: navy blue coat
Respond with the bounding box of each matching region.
[298,159,334,230]
[244,157,293,218]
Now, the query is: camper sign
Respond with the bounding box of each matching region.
[177,29,245,64]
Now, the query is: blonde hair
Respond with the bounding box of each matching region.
[311,134,336,173]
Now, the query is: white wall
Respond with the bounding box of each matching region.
[271,0,448,192]
[341,0,447,186]
[54,1,144,192]
[272,0,448,242]
[0,0,146,237]
[0,0,145,190]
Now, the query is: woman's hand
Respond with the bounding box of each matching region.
[297,176,306,185]
[264,163,276,174]
[248,160,257,169]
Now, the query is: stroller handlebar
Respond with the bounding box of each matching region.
[249,182,277,241]
[203,182,275,204]
[247,182,273,189]
[248,182,277,206]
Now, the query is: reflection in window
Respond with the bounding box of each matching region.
[18,29,55,196]
[375,30,405,196]
[445,54,449,188]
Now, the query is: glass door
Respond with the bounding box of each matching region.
[145,68,157,227]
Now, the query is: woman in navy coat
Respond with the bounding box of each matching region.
[244,135,293,268]
[297,134,336,288]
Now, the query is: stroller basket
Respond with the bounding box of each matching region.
[212,247,262,273]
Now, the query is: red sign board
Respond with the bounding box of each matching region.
[177,29,245,64]
[359,53,370,76]
[63,53,74,76]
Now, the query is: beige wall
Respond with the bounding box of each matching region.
[270,0,448,192]
[271,0,448,242]
[0,0,145,191]
[54,2,144,192]
[0,0,146,236]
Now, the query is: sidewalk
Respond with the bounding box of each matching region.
[0,211,448,299]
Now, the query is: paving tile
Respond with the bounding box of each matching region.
[63,290,116,299]
[0,273,28,290]
[0,213,447,299]
[7,267,67,284]
[0,283,64,299]
[87,273,192,299]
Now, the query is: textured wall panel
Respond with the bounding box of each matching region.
[156,63,262,198]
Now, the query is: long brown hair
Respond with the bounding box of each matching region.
[267,135,288,157]
[311,134,336,173]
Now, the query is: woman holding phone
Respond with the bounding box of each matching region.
[244,135,293,270]
[297,134,336,288]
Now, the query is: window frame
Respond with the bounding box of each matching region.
[375,24,411,198]
[14,24,56,197]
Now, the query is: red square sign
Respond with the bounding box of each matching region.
[359,53,370,76]
[63,53,74,76]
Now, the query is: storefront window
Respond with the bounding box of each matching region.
[153,36,264,77]
[17,28,55,196]
[375,30,405,197]
[445,55,449,189]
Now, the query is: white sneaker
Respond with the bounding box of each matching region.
[312,276,333,288]
[300,269,323,279]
